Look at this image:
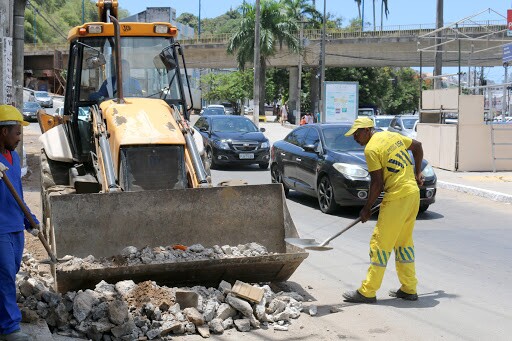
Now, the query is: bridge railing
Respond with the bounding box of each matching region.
[25,20,506,51]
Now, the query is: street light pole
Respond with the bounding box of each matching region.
[296,21,306,122]
[253,0,261,126]
[319,0,327,119]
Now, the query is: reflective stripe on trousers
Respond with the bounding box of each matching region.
[358,191,419,298]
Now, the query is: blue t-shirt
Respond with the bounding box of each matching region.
[0,151,39,233]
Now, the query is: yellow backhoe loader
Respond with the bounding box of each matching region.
[38,0,307,292]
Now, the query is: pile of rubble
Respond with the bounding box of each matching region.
[57,243,272,271]
[17,253,304,340]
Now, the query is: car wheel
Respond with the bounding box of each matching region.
[206,147,217,170]
[271,165,289,196]
[317,176,338,214]
[418,204,429,214]
[259,162,269,169]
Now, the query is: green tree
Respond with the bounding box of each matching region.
[24,0,129,44]
[227,0,299,114]
[200,70,253,108]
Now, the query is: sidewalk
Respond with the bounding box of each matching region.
[258,119,512,204]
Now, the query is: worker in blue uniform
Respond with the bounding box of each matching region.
[0,105,40,341]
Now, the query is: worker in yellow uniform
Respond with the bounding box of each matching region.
[342,117,424,303]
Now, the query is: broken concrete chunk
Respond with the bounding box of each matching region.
[188,244,205,253]
[222,317,234,330]
[120,246,138,257]
[197,325,210,338]
[73,290,99,322]
[225,294,253,317]
[209,318,224,334]
[114,280,136,298]
[215,303,237,320]
[202,299,218,322]
[274,324,289,331]
[175,290,199,309]
[233,318,251,332]
[108,300,129,325]
[221,245,233,255]
[308,305,318,316]
[183,307,205,326]
[218,280,232,294]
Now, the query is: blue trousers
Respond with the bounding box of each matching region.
[0,232,24,335]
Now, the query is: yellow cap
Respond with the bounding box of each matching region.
[0,105,30,126]
[344,117,374,136]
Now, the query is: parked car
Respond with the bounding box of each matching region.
[201,107,226,116]
[22,101,43,122]
[358,107,376,117]
[372,115,394,131]
[29,91,53,108]
[194,115,271,169]
[206,104,227,114]
[388,115,419,138]
[270,123,437,214]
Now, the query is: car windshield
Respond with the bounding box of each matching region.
[203,108,225,115]
[402,118,418,129]
[78,36,182,102]
[212,118,258,133]
[34,92,49,98]
[24,102,40,109]
[322,126,365,151]
[374,118,392,128]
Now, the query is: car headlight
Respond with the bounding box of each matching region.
[421,163,435,178]
[213,139,230,150]
[332,163,369,179]
[261,141,269,149]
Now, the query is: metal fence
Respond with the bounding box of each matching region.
[25,20,506,51]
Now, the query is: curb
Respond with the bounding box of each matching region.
[438,181,512,204]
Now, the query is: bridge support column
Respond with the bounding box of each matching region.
[288,66,299,124]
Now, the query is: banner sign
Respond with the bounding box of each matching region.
[508,9,512,37]
[503,43,512,64]
[323,81,359,123]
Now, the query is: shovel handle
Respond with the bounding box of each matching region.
[1,170,58,263]
[319,204,381,247]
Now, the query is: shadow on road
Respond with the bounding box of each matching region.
[340,290,457,309]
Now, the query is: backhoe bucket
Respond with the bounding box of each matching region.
[47,184,308,292]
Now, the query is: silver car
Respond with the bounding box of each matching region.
[30,91,53,108]
[387,115,419,138]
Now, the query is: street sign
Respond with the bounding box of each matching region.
[503,43,512,64]
[508,10,512,37]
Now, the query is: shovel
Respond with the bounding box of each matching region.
[286,204,381,251]
[1,170,64,264]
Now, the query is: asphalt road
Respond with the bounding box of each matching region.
[24,113,512,340]
[202,126,512,340]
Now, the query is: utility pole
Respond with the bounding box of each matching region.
[319,0,326,119]
[252,0,261,126]
[296,21,306,122]
[82,0,85,23]
[198,0,201,39]
[434,0,443,89]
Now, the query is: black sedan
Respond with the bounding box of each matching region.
[194,115,271,169]
[22,101,43,122]
[270,123,437,214]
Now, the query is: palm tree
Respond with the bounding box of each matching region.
[228,0,299,115]
[355,0,362,20]
[380,0,389,31]
[281,0,321,23]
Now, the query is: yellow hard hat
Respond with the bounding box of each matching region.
[345,117,374,136]
[0,105,30,126]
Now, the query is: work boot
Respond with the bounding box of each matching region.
[389,289,418,301]
[342,290,377,304]
[0,330,30,341]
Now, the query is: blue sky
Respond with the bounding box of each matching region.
[121,0,509,26]
[120,1,511,82]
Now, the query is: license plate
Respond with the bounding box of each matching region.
[239,153,254,159]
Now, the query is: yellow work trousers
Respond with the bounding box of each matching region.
[358,191,420,298]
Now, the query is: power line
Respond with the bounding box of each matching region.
[27,0,68,40]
